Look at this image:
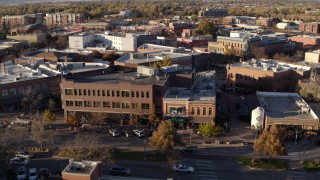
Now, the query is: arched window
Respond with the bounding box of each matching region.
[191,107,195,115]
[209,108,213,116]
[197,107,200,115]
[2,89,8,97]
[203,107,206,116]
[18,87,25,94]
[9,88,16,95]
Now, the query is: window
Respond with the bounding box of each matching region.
[102,90,105,96]
[97,90,100,96]
[107,90,110,97]
[116,91,120,97]
[66,100,74,106]
[83,90,87,96]
[197,107,200,115]
[34,85,40,92]
[42,83,48,90]
[142,103,150,110]
[141,91,144,98]
[1,90,8,97]
[136,91,139,98]
[203,107,207,116]
[75,101,83,107]
[131,91,135,97]
[122,102,130,108]
[132,103,138,109]
[74,89,77,95]
[9,88,16,95]
[121,91,130,97]
[88,90,91,96]
[112,102,121,108]
[103,102,111,108]
[112,90,114,97]
[93,101,101,107]
[191,107,195,115]
[146,91,149,98]
[79,89,82,95]
[93,90,96,96]
[84,101,92,107]
[18,87,24,94]
[65,89,73,95]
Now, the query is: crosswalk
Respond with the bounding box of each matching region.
[285,151,300,161]
[195,160,218,180]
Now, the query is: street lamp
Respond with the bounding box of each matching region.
[144,140,147,161]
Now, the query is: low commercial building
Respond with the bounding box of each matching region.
[6,33,46,44]
[255,92,319,130]
[163,71,216,125]
[198,7,228,18]
[289,35,320,50]
[227,58,311,92]
[62,160,102,180]
[177,35,213,49]
[256,17,273,27]
[305,50,320,64]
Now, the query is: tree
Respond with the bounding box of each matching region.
[102,52,121,63]
[31,119,55,150]
[196,19,216,35]
[191,14,197,22]
[148,104,159,127]
[149,121,182,152]
[198,122,223,137]
[54,36,68,50]
[66,114,79,128]
[48,98,56,111]
[59,133,114,165]
[42,109,56,123]
[21,89,43,113]
[151,57,172,69]
[92,50,103,59]
[250,46,268,59]
[253,126,287,159]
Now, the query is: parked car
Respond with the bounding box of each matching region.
[17,166,27,180]
[133,129,145,137]
[16,150,34,159]
[10,157,29,166]
[110,165,131,176]
[180,145,198,153]
[172,164,194,173]
[29,168,38,180]
[0,121,6,128]
[109,129,120,137]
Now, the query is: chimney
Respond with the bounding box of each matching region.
[64,56,68,63]
[2,63,5,74]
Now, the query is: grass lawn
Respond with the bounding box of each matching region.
[233,157,287,170]
[114,150,166,162]
[302,161,320,171]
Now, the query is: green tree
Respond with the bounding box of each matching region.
[253,126,287,159]
[196,19,216,35]
[42,109,56,123]
[162,56,172,67]
[149,121,182,152]
[198,122,223,137]
[66,114,79,128]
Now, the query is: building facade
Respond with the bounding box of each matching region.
[45,13,85,26]
[226,59,311,92]
[299,22,320,34]
[177,35,213,49]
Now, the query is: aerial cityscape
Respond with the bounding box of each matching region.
[0,0,320,180]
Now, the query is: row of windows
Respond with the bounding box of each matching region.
[65,100,150,110]
[190,107,213,116]
[65,89,150,98]
[235,74,289,83]
[217,41,244,48]
[1,84,48,97]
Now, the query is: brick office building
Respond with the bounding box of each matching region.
[299,22,320,34]
[226,59,311,92]
[289,35,320,50]
[45,13,85,27]
[177,35,213,49]
[61,69,193,124]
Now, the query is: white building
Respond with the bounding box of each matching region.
[69,31,137,51]
[305,50,320,64]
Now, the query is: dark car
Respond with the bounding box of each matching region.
[180,145,198,153]
[110,165,131,176]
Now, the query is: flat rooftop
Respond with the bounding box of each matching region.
[257,92,319,120]
[307,50,320,54]
[116,52,192,65]
[62,161,100,175]
[230,58,311,72]
[0,62,58,85]
[72,71,167,85]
